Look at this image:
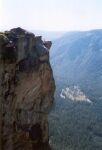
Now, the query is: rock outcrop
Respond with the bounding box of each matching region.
[0,27,55,150]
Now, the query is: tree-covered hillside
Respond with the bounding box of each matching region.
[49,30,102,150]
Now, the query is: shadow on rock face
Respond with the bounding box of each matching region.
[1,44,17,63]
[29,123,51,150]
[29,123,42,142]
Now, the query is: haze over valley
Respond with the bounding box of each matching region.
[49,29,102,150]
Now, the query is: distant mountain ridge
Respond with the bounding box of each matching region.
[50,29,102,101]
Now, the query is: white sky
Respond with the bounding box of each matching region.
[0,0,102,31]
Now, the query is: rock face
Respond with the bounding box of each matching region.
[0,27,55,150]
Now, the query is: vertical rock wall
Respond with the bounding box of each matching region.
[0,28,55,150]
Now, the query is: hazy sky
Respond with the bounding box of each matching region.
[0,0,102,31]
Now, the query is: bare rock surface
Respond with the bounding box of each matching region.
[0,27,55,150]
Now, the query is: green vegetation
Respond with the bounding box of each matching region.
[49,30,102,150]
[49,82,102,150]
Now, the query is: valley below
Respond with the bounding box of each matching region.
[48,30,102,150]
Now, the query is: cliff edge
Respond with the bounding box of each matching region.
[0,27,55,150]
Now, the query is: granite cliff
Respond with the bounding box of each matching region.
[0,27,55,150]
